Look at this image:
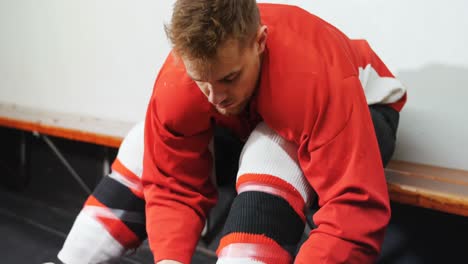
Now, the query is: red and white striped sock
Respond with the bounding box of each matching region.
[217,123,316,264]
[58,123,147,264]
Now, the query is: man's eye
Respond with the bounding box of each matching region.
[222,75,238,84]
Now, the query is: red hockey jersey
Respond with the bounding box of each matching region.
[143,4,406,264]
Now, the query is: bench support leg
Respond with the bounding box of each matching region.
[102,147,110,178]
[37,133,92,195]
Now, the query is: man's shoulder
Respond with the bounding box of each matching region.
[259,3,355,64]
[153,56,202,106]
[258,3,326,35]
[258,3,309,19]
[150,54,213,136]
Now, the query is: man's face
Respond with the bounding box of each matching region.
[183,26,267,116]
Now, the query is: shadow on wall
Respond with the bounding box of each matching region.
[393,64,468,171]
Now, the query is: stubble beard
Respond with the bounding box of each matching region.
[216,100,247,116]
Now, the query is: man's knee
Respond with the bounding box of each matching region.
[221,191,305,253]
[216,123,315,263]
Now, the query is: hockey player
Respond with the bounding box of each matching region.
[58,1,406,264]
[144,1,406,263]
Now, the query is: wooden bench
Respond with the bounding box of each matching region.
[0,102,134,193]
[0,103,133,148]
[386,160,468,217]
[1,102,467,217]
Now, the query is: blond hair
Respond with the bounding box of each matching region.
[165,0,260,61]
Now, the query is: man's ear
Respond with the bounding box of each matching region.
[256,25,268,55]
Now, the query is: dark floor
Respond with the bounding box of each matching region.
[0,127,467,264]
[0,128,219,264]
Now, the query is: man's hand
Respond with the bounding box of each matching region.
[157,260,183,264]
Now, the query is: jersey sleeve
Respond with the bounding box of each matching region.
[295,75,391,263]
[352,39,407,112]
[142,68,216,263]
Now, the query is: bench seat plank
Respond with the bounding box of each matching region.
[0,103,133,148]
[2,103,467,216]
[386,160,468,216]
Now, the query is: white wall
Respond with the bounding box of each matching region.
[1,0,467,170]
[0,0,173,122]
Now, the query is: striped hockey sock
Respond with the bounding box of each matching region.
[58,123,146,264]
[217,123,315,264]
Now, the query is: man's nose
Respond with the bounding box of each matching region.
[207,87,228,105]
